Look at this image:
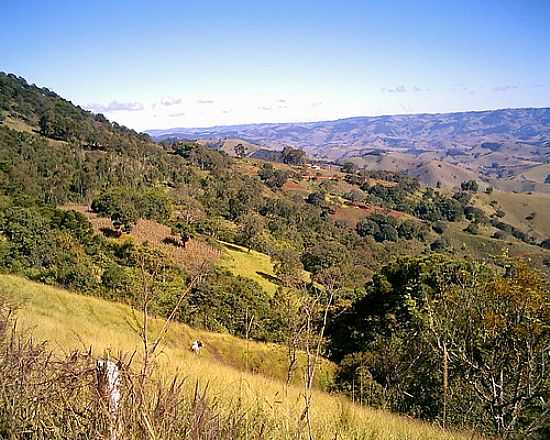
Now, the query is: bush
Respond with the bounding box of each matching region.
[431,221,447,234]
[306,191,325,206]
[492,230,507,240]
[356,218,380,238]
[461,180,479,192]
[463,222,479,235]
[343,189,366,204]
[374,224,398,242]
[430,238,449,251]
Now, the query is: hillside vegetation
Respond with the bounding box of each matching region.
[0,274,464,440]
[1,72,549,438]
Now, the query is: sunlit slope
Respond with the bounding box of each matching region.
[477,190,550,239]
[0,275,466,440]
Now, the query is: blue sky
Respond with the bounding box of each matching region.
[2,0,549,130]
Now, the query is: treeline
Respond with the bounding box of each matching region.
[0,125,194,205]
[0,72,151,150]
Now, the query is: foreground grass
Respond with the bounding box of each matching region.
[0,275,467,439]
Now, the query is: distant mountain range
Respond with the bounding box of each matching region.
[147,107,550,161]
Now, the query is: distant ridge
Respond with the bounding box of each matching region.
[147,107,550,160]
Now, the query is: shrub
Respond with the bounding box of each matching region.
[461,179,479,192]
[430,238,449,251]
[463,222,479,235]
[431,221,447,234]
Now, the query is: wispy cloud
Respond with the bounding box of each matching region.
[381,85,407,93]
[160,97,182,106]
[196,99,214,104]
[381,85,424,94]
[450,86,476,95]
[492,85,518,92]
[85,101,144,113]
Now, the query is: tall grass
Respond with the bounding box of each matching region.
[0,275,469,439]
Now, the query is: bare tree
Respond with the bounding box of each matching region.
[300,268,342,440]
[132,245,210,386]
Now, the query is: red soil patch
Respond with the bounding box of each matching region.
[283,180,309,192]
[60,204,221,273]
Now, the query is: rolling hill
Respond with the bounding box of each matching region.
[148,107,550,192]
[147,107,550,160]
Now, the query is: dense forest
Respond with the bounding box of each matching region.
[0,72,549,438]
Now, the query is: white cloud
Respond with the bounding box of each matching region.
[160,97,182,106]
[85,101,144,113]
[382,85,407,93]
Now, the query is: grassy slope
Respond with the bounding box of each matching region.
[521,163,550,184]
[217,242,280,295]
[3,116,36,133]
[477,190,550,239]
[0,274,466,439]
[442,221,550,268]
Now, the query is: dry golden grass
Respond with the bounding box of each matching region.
[476,190,550,239]
[1,274,468,439]
[3,116,37,134]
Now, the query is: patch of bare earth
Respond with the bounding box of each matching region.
[60,204,220,273]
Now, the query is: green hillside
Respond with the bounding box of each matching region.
[1,72,549,438]
[0,274,463,440]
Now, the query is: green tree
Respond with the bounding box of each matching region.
[273,248,304,288]
[234,143,247,158]
[237,212,264,251]
[460,179,479,192]
[172,221,195,247]
[306,191,325,206]
[341,162,358,174]
[281,146,306,165]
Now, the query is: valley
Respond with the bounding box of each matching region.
[0,71,549,438]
